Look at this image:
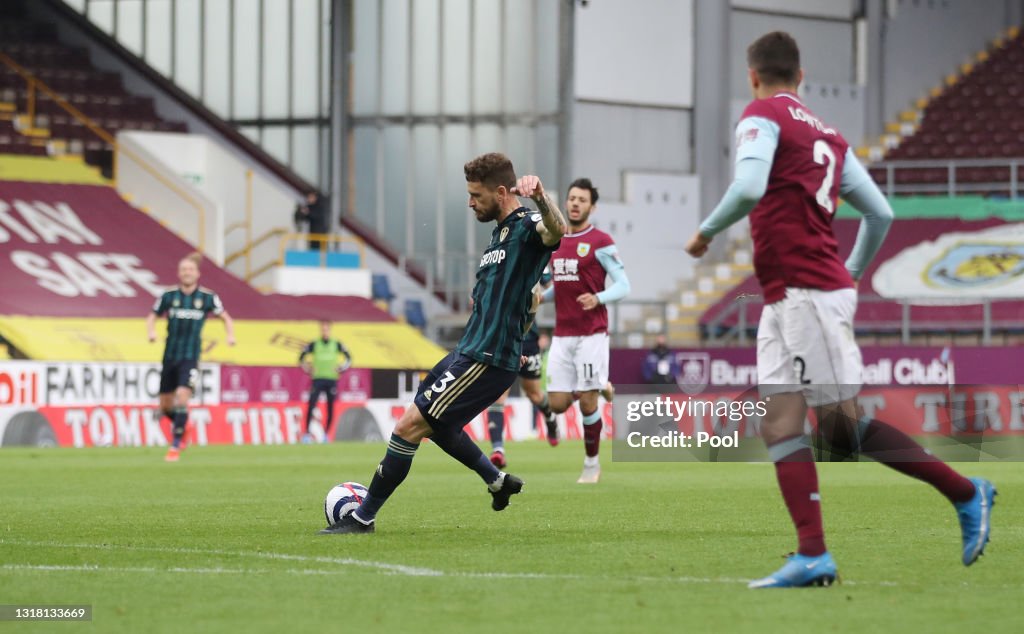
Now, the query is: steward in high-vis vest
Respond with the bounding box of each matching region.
[299,320,353,443]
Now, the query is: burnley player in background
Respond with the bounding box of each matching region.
[539,178,631,484]
[319,153,565,534]
[146,252,235,462]
[685,31,996,588]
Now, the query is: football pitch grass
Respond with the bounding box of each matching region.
[1,441,1019,633]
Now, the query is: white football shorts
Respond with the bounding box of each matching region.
[757,287,863,406]
[546,333,610,393]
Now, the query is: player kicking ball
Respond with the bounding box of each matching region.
[320,153,564,534]
[685,31,995,588]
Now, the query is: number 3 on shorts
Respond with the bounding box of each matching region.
[431,371,457,393]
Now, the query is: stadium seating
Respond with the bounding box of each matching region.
[404,299,427,331]
[871,30,1024,194]
[0,1,187,169]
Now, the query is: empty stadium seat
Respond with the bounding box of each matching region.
[404,299,427,330]
[371,274,395,303]
[0,9,188,168]
[881,30,1024,195]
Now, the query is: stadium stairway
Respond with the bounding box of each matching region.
[0,157,447,368]
[667,240,753,346]
[617,238,753,347]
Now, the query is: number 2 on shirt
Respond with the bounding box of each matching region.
[813,139,837,215]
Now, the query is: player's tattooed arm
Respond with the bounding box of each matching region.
[513,175,566,246]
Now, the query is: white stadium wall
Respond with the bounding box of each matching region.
[574,0,694,108]
[115,132,225,263]
[571,103,692,204]
[117,131,299,285]
[570,0,695,273]
[731,0,856,19]
[729,9,856,102]
[273,267,372,298]
[590,172,701,302]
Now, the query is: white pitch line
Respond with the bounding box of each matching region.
[0,538,442,577]
[2,563,383,577]
[0,539,897,587]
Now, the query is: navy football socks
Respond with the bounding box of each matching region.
[354,434,420,523]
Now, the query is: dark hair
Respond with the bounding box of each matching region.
[566,178,599,205]
[464,153,516,190]
[747,31,801,87]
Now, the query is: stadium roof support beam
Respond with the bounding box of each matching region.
[693,0,730,257]
[864,0,885,141]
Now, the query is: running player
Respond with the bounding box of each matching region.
[319,152,565,534]
[540,178,631,483]
[299,320,353,443]
[146,252,235,462]
[685,31,995,588]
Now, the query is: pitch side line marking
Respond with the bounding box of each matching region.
[0,539,898,586]
[0,539,443,577]
[1,569,387,577]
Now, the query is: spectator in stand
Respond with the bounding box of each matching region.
[641,335,679,384]
[307,192,330,251]
[293,196,312,233]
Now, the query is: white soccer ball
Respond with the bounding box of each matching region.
[324,482,369,525]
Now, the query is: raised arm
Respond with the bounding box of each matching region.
[513,175,566,247]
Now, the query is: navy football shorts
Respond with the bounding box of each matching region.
[414,352,516,431]
[159,360,198,394]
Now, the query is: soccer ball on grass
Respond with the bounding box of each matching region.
[324,482,368,525]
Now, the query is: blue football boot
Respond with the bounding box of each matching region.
[748,552,838,589]
[955,477,996,566]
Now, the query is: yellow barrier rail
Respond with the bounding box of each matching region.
[0,52,207,251]
[224,226,287,269]
[224,221,247,235]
